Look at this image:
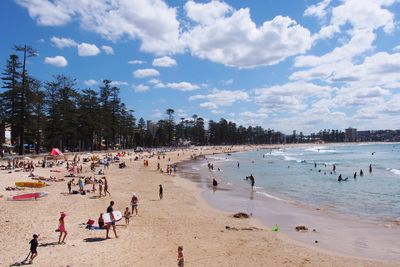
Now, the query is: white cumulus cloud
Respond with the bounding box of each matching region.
[133,68,160,78]
[78,43,100,56]
[128,60,146,65]
[101,45,114,55]
[152,56,177,67]
[44,56,68,67]
[50,36,77,48]
[84,79,98,86]
[133,84,149,93]
[182,1,311,68]
[155,81,200,91]
[304,0,331,19]
[110,81,128,86]
[190,89,249,108]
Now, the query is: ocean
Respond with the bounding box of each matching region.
[180,143,400,260]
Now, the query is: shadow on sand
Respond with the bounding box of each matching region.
[84,237,107,242]
[39,242,59,247]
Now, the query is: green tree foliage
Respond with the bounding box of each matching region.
[0,46,303,154]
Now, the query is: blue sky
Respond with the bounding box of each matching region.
[1,0,400,134]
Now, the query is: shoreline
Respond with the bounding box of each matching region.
[0,145,398,266]
[177,146,400,262]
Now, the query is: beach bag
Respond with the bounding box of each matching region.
[86,219,95,225]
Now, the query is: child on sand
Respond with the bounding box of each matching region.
[58,212,68,244]
[29,234,39,264]
[177,246,184,267]
[124,207,131,225]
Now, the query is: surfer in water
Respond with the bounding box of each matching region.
[249,174,255,188]
[338,174,343,182]
[212,178,218,187]
[360,169,364,176]
[369,164,372,173]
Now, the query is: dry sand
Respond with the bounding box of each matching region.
[0,146,398,267]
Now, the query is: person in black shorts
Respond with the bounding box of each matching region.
[29,234,39,264]
[106,201,118,239]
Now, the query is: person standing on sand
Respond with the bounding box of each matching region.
[131,193,138,215]
[99,179,104,197]
[103,177,111,197]
[67,179,75,194]
[159,184,163,200]
[177,246,184,267]
[28,234,39,264]
[58,212,68,244]
[106,201,118,239]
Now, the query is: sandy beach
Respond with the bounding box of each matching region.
[0,146,398,267]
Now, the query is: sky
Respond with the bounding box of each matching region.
[1,0,400,134]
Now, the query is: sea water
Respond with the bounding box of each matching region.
[181,143,400,260]
[203,143,400,223]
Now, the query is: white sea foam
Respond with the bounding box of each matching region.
[256,191,284,201]
[305,146,337,153]
[283,155,302,162]
[191,166,200,171]
[389,168,400,176]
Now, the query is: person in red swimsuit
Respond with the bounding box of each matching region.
[58,212,68,244]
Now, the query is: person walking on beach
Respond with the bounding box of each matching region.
[67,179,75,194]
[177,246,184,267]
[28,234,39,264]
[106,201,118,239]
[159,184,163,200]
[131,193,138,215]
[103,177,111,197]
[57,212,68,244]
[78,177,85,193]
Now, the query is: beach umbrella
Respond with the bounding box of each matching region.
[49,148,63,156]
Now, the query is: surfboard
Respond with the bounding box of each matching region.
[15,181,47,188]
[8,192,48,201]
[102,211,123,223]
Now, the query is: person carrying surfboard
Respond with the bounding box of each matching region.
[106,201,118,239]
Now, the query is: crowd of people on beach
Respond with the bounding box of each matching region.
[6,149,186,266]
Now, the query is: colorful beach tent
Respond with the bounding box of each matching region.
[49,148,63,156]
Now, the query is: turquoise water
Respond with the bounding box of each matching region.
[202,143,400,223]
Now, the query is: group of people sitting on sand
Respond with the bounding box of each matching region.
[67,176,111,197]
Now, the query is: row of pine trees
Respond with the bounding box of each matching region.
[0,46,284,155]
